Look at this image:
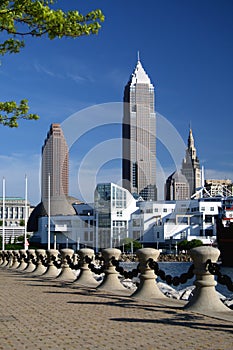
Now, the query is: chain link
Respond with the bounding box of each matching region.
[206,259,233,292]
[147,258,194,286]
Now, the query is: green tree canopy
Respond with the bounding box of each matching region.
[0,0,104,127]
[178,239,203,252]
[123,238,142,252]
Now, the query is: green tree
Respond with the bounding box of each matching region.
[0,0,104,127]
[19,219,25,226]
[178,239,203,252]
[123,238,142,252]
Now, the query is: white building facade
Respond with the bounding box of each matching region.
[0,197,31,244]
[129,198,221,249]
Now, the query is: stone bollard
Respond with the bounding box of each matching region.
[97,248,128,293]
[56,248,76,282]
[1,251,9,267]
[17,250,28,271]
[74,248,99,288]
[42,249,61,279]
[0,250,3,265]
[31,249,47,276]
[5,250,14,268]
[184,246,231,313]
[131,248,165,300]
[23,249,37,273]
[10,250,20,269]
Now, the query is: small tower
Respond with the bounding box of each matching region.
[181,128,201,197]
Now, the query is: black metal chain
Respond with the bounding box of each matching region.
[85,255,105,275]
[111,257,140,279]
[147,258,195,286]
[66,255,82,270]
[40,254,48,267]
[206,259,233,292]
[51,255,62,269]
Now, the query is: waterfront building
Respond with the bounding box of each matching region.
[30,183,137,250]
[204,179,233,197]
[129,197,221,249]
[29,179,224,251]
[122,56,157,200]
[165,170,190,200]
[181,128,201,197]
[0,197,31,244]
[31,203,94,250]
[94,183,137,249]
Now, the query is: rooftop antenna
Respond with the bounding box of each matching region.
[137,50,140,61]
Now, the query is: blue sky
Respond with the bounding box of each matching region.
[0,0,233,205]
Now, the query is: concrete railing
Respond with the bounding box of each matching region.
[0,246,232,314]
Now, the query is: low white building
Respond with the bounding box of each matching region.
[129,197,222,249]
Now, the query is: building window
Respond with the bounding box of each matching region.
[133,219,140,227]
[163,208,167,213]
[201,207,205,212]
[210,207,214,211]
[84,231,88,241]
[154,208,158,212]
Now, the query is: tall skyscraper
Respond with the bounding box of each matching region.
[181,128,201,197]
[41,123,69,201]
[122,57,157,200]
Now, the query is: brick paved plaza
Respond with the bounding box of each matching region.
[0,269,232,350]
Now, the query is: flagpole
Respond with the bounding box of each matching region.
[48,173,51,250]
[24,175,28,250]
[2,177,5,251]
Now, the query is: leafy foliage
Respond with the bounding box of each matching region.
[178,239,203,252]
[0,1,105,126]
[0,99,39,127]
[123,238,142,252]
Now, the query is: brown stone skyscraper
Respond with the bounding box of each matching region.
[122,57,157,200]
[41,124,69,201]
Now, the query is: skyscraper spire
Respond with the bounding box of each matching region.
[137,50,140,61]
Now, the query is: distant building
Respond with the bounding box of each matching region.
[129,198,221,248]
[29,182,224,251]
[205,179,233,197]
[41,123,69,201]
[30,183,137,250]
[122,56,157,200]
[165,170,190,200]
[181,128,201,197]
[94,183,137,249]
[28,123,79,234]
[0,197,31,244]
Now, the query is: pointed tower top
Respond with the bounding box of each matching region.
[188,127,194,147]
[130,55,151,85]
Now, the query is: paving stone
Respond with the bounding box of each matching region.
[0,269,232,350]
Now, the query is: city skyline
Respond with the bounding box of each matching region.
[0,0,232,205]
